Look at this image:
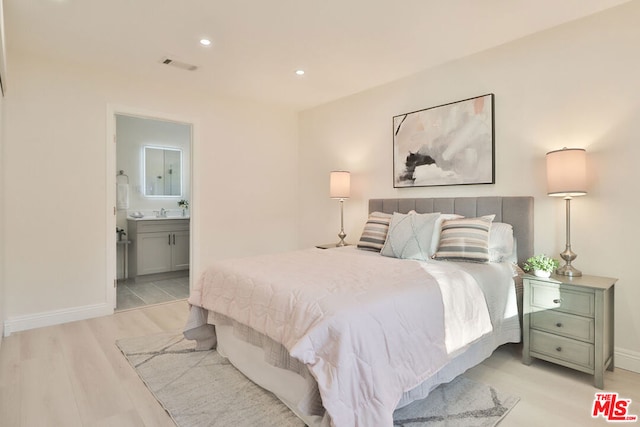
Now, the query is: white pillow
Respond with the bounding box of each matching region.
[488,222,515,263]
[381,212,440,261]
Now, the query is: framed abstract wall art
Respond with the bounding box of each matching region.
[393,94,495,188]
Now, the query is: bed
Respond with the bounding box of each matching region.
[184,196,534,427]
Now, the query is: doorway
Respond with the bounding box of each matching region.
[108,108,193,311]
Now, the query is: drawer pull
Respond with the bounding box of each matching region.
[556,346,562,352]
[556,322,563,328]
[553,298,562,304]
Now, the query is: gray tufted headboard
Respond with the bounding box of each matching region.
[369,196,534,266]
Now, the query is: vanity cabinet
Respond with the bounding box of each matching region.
[127,219,190,278]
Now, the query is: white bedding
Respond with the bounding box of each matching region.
[186,247,515,427]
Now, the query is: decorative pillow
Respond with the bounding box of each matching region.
[357,211,393,252]
[433,215,495,263]
[488,222,515,263]
[430,213,464,256]
[381,212,440,261]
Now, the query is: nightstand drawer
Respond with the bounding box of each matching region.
[531,310,594,342]
[530,330,594,369]
[530,282,594,317]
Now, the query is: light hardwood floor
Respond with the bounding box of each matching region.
[1,300,638,426]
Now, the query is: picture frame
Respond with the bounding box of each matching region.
[393,94,495,188]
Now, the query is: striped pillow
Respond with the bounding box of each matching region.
[357,212,393,252]
[430,213,464,256]
[433,215,494,263]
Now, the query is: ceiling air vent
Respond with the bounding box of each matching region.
[160,57,198,71]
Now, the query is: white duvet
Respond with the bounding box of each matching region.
[188,247,493,427]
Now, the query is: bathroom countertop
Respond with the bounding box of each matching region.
[128,215,190,221]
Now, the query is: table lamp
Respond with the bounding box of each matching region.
[546,147,587,277]
[330,171,350,247]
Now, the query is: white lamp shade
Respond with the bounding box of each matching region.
[546,148,587,197]
[330,171,350,199]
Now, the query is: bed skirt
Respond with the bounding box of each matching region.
[184,305,520,426]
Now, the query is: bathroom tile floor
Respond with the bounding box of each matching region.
[116,274,190,311]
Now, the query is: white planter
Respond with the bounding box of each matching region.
[534,270,551,278]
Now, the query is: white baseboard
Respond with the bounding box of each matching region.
[615,347,640,374]
[3,303,113,336]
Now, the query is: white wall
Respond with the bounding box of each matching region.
[3,51,299,333]
[298,2,640,371]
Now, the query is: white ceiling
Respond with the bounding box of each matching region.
[4,0,629,110]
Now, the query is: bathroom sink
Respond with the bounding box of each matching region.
[145,215,190,220]
[129,212,189,220]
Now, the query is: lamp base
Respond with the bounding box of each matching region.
[335,198,347,247]
[558,243,581,277]
[556,263,582,277]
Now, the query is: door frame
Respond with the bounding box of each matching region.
[106,104,197,310]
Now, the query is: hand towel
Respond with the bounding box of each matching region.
[117,183,130,210]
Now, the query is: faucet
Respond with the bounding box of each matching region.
[159,208,167,218]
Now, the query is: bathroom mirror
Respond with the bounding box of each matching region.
[143,146,182,196]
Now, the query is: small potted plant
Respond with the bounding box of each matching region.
[523,254,559,278]
[178,199,189,217]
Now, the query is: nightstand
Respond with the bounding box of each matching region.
[315,243,351,249]
[522,273,616,389]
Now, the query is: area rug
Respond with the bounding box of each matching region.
[116,332,519,427]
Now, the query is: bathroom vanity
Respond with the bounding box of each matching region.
[127,217,190,279]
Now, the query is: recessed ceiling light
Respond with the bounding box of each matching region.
[295,70,305,76]
[199,39,212,46]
